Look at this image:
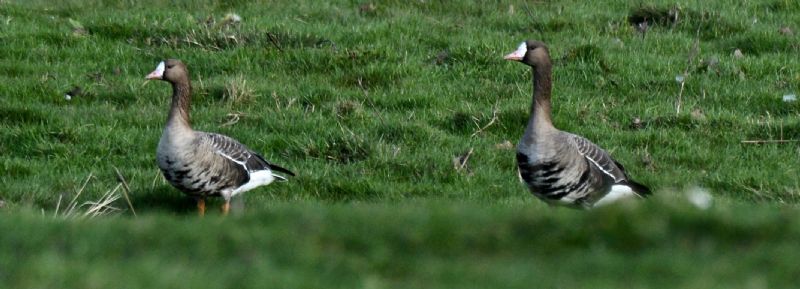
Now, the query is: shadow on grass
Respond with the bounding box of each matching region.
[628,5,746,40]
[0,107,45,124]
[129,186,197,215]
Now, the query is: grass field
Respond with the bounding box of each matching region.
[1,0,799,287]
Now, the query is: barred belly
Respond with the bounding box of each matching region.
[159,157,231,197]
[517,152,594,204]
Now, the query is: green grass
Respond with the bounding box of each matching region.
[1,0,799,287]
[5,201,800,288]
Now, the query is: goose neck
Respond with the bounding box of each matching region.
[167,80,192,129]
[529,63,554,131]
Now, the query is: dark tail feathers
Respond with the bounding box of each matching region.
[268,163,296,178]
[622,179,651,197]
[252,153,295,178]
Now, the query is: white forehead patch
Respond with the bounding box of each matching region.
[515,42,527,55]
[153,61,165,75]
[146,61,166,79]
[504,41,528,60]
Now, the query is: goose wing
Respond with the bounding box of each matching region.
[203,133,294,179]
[567,133,650,196]
[567,133,628,183]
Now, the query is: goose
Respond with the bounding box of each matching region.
[146,59,295,215]
[504,41,650,208]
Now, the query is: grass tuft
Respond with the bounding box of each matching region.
[334,99,362,119]
[294,134,372,164]
[53,173,123,219]
[222,74,256,106]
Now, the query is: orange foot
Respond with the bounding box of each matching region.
[221,200,230,216]
[197,198,206,217]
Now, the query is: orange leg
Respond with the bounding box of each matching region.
[197,197,206,217]
[221,200,231,216]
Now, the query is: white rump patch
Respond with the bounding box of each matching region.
[229,170,276,199]
[594,185,638,207]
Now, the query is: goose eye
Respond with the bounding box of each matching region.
[166,65,175,69]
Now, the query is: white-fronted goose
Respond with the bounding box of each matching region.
[146,59,294,215]
[504,41,650,209]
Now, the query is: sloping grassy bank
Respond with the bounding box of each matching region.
[2,200,799,288]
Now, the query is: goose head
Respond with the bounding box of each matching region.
[145,59,188,83]
[503,40,550,67]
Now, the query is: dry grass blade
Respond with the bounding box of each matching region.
[495,140,514,150]
[54,172,124,219]
[267,32,283,52]
[676,29,700,115]
[221,112,245,127]
[113,166,137,217]
[82,184,123,218]
[151,169,162,190]
[53,194,63,217]
[471,103,500,137]
[61,172,94,217]
[741,139,800,144]
[742,119,797,144]
[453,148,474,174]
